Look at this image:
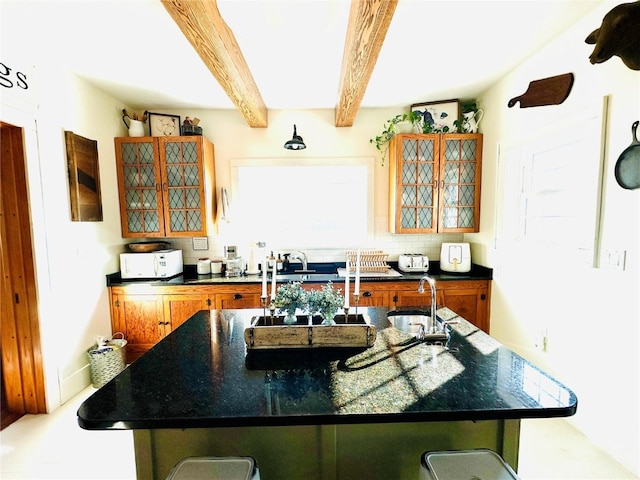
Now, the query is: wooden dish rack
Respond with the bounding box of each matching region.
[346,250,390,273]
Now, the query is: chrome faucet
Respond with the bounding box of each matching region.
[418,274,439,337]
[289,251,309,272]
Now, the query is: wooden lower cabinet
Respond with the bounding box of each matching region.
[214,285,263,309]
[109,279,490,362]
[110,287,212,363]
[440,282,490,333]
[348,282,389,307]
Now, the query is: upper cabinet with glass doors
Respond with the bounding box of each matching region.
[114,136,216,238]
[388,133,482,233]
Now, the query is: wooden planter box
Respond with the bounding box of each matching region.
[244,314,376,349]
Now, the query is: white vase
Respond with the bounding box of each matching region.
[462,110,484,133]
[395,121,416,134]
[127,120,146,137]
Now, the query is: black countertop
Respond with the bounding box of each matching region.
[77,307,576,430]
[106,261,492,287]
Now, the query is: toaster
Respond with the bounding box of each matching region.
[398,254,429,273]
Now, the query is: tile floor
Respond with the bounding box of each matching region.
[1,387,637,479]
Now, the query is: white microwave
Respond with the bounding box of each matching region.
[120,249,183,279]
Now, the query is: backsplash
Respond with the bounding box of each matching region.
[167,217,464,265]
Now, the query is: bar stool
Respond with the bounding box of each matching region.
[419,449,520,479]
[166,456,261,480]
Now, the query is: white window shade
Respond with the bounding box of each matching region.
[231,158,373,248]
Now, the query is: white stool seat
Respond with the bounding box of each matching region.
[166,456,260,480]
[420,449,520,480]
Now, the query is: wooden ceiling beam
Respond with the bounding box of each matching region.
[162,0,268,128]
[335,0,398,127]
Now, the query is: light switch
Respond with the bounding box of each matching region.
[603,250,626,271]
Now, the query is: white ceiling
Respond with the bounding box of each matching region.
[3,0,604,113]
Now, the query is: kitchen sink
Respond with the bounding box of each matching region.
[388,310,449,341]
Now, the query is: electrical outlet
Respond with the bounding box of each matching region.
[534,329,549,352]
[602,250,626,271]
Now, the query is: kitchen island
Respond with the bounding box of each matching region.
[78,307,576,480]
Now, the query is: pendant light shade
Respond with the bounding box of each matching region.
[284,124,306,150]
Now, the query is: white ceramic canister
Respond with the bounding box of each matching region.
[211,259,223,274]
[197,258,211,275]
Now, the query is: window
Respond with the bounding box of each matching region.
[231,158,373,248]
[497,101,606,266]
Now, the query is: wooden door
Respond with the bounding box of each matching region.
[158,137,208,237]
[389,134,439,234]
[0,122,46,418]
[163,294,211,333]
[391,281,445,310]
[442,285,490,332]
[348,282,389,307]
[114,137,165,237]
[111,294,164,362]
[215,292,262,309]
[437,134,482,232]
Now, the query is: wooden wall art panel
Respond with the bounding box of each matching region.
[64,131,103,221]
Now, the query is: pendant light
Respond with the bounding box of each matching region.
[284,124,306,150]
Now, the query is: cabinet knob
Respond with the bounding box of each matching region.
[363,291,372,298]
[480,294,486,300]
[233,294,242,300]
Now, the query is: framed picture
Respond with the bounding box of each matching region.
[148,112,181,137]
[410,99,460,133]
[64,131,103,221]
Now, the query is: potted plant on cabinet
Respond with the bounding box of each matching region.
[370,111,422,166]
[454,102,483,133]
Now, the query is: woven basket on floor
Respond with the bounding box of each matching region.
[87,333,127,388]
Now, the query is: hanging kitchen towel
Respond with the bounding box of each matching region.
[217,187,232,223]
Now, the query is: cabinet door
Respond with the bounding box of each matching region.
[392,288,444,310]
[111,293,164,362]
[158,137,210,237]
[389,134,439,233]
[114,137,165,237]
[441,286,489,333]
[349,283,389,307]
[163,293,211,333]
[214,285,263,309]
[438,134,482,232]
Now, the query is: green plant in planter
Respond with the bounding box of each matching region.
[274,281,308,320]
[370,111,422,166]
[454,101,479,133]
[307,282,344,325]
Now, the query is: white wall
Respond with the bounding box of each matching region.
[1,14,130,408]
[467,1,639,474]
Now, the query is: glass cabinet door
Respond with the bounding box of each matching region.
[438,134,482,232]
[116,138,164,236]
[398,135,439,232]
[159,137,206,237]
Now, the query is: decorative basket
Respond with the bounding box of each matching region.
[87,332,127,388]
[346,250,390,272]
[127,241,170,253]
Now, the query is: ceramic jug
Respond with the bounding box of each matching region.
[122,115,145,137]
[463,109,484,133]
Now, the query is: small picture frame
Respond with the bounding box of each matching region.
[148,112,181,137]
[410,99,460,133]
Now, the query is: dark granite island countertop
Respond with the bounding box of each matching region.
[77,307,576,479]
